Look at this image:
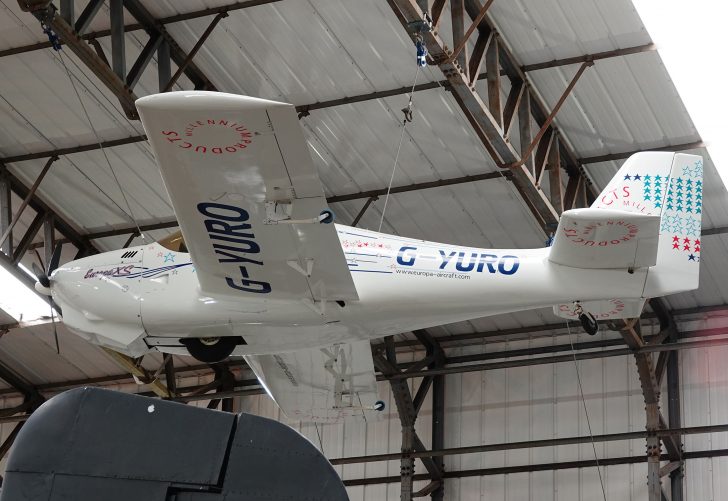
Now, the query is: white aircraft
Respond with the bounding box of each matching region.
[32,91,703,422]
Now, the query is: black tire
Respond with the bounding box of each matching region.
[579,312,599,336]
[181,337,239,363]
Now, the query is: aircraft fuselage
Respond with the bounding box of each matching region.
[50,224,647,358]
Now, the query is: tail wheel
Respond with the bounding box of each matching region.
[181,337,240,363]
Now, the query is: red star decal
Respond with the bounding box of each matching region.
[672,243,679,250]
[672,236,680,243]
[683,244,690,251]
[364,242,369,247]
[695,245,701,253]
[694,239,701,246]
[683,237,691,244]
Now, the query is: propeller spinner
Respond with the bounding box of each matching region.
[33,244,62,296]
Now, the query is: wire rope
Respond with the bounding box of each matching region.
[378,65,422,232]
[566,320,608,501]
[58,50,144,241]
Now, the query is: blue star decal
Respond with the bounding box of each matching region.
[645,194,651,201]
[688,254,696,261]
[164,252,175,263]
[644,175,651,181]
[633,174,642,181]
[624,174,632,181]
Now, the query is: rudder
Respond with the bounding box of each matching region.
[591,151,703,296]
[644,153,703,296]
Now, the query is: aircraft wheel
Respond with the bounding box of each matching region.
[578,312,599,336]
[181,336,239,363]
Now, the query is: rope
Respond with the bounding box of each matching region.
[314,422,324,452]
[566,320,608,501]
[378,65,421,232]
[57,49,145,241]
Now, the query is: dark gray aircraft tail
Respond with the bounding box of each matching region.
[0,387,348,501]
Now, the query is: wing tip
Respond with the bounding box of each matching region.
[136,91,291,112]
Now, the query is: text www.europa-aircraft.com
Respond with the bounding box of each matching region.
[394,268,471,280]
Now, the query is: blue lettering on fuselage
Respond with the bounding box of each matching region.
[197,202,271,293]
[397,246,520,275]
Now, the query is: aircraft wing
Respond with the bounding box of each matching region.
[244,341,382,423]
[136,92,357,301]
[548,208,661,269]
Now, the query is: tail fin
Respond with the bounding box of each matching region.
[592,151,702,296]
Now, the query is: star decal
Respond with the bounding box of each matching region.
[633,174,642,181]
[688,254,696,261]
[624,174,632,181]
[683,217,701,237]
[163,252,175,263]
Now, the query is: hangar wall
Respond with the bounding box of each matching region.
[0,340,724,500]
[237,340,727,500]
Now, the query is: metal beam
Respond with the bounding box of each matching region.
[126,32,163,90]
[389,0,593,234]
[331,422,728,465]
[0,167,11,256]
[162,12,228,92]
[20,3,140,120]
[580,141,705,164]
[351,196,378,227]
[667,329,684,501]
[522,43,657,72]
[4,1,283,59]
[0,421,24,461]
[381,335,728,380]
[122,0,217,91]
[342,449,728,486]
[0,164,95,255]
[74,0,104,35]
[157,40,171,92]
[12,210,44,265]
[0,155,57,252]
[110,0,125,79]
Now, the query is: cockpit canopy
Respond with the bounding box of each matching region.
[157,230,188,253]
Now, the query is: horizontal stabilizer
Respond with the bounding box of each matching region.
[553,298,646,320]
[244,340,382,423]
[549,208,660,269]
